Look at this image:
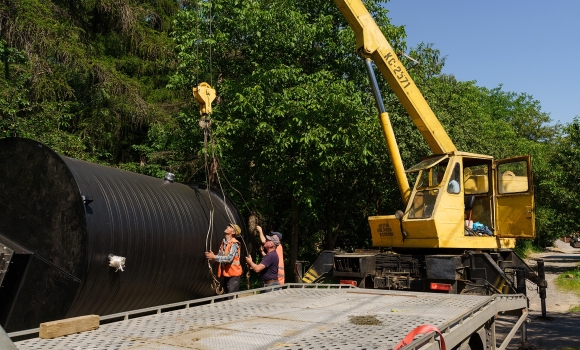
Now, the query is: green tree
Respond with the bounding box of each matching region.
[533,118,580,246]
[0,0,182,163]
[165,0,562,272]
[167,0,410,274]
[1,0,563,269]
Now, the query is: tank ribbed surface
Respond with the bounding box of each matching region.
[0,138,243,332]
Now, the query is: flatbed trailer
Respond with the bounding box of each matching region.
[9,284,528,350]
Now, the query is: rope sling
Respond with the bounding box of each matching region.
[194,84,255,294]
[192,1,257,292]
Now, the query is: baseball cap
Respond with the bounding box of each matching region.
[271,231,283,240]
[265,234,280,246]
[229,224,242,235]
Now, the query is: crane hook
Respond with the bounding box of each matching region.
[193,82,216,116]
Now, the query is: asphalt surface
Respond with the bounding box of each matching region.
[497,241,580,350]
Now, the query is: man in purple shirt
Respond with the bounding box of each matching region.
[246,234,280,289]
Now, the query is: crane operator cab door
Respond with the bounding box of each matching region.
[493,155,535,239]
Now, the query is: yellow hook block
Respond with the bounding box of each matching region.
[193,82,216,115]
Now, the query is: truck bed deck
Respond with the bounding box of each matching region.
[12,284,527,350]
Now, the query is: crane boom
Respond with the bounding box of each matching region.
[334,0,456,154]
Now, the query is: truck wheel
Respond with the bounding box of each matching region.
[454,334,484,350]
[361,275,374,289]
[467,333,484,350]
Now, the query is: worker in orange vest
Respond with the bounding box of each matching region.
[257,226,284,284]
[205,224,243,296]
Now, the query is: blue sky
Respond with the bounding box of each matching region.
[385,0,580,125]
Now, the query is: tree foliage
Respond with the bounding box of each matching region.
[166,0,565,269]
[0,0,182,164]
[167,0,408,267]
[0,0,571,275]
[533,119,580,246]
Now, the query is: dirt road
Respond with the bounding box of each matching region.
[498,240,580,350]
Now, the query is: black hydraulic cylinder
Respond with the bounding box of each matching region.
[364,58,387,114]
[516,268,526,296]
[536,259,547,317]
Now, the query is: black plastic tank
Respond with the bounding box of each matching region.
[0,137,243,332]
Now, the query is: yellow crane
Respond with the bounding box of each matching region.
[302,1,546,311]
[335,0,534,251]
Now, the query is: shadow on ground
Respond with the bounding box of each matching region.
[540,265,580,275]
[496,311,580,350]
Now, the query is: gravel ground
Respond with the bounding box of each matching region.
[527,240,580,313]
[497,240,580,350]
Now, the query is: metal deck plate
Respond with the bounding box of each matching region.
[15,288,493,350]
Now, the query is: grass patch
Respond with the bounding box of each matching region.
[555,262,580,311]
[514,239,543,258]
[555,266,580,294]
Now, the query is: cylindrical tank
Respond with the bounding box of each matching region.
[0,137,244,332]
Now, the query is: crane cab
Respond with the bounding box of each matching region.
[369,151,534,249]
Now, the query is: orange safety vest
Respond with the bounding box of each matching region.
[217,238,242,277]
[276,245,285,284]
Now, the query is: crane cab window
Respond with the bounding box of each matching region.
[405,155,448,173]
[408,163,446,219]
[447,163,461,194]
[407,158,462,219]
[434,163,460,194]
[498,161,529,194]
[408,188,439,219]
[464,164,489,194]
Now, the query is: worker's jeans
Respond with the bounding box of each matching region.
[263,281,280,292]
[224,276,240,299]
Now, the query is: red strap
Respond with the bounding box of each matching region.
[394,324,446,350]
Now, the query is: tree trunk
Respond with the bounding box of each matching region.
[327,224,340,250]
[327,207,348,250]
[3,49,9,80]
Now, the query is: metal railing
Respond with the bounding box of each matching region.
[402,294,528,350]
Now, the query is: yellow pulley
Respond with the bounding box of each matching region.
[193,82,216,116]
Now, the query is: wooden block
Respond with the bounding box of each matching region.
[39,315,99,339]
